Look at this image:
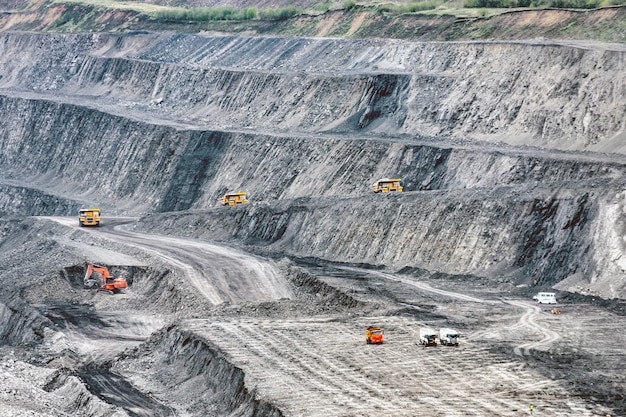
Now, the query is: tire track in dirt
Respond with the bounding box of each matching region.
[340,267,496,304]
[184,316,594,416]
[505,299,561,356]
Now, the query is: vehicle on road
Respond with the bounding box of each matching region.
[373,178,403,193]
[220,192,248,206]
[84,263,128,293]
[365,326,384,344]
[439,328,460,346]
[419,327,438,346]
[533,292,557,304]
[78,208,101,227]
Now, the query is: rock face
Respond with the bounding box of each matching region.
[0,32,625,299]
[1,33,625,149]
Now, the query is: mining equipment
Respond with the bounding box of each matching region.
[78,208,101,227]
[366,326,384,344]
[220,192,248,206]
[438,328,460,346]
[419,327,438,346]
[84,263,127,294]
[533,292,557,304]
[373,178,403,193]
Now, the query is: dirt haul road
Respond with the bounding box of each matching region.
[49,216,293,305]
[0,216,616,416]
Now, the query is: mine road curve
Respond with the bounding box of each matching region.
[340,266,562,356]
[45,216,294,305]
[504,299,562,356]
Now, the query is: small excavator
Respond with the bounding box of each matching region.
[365,326,384,344]
[84,263,127,293]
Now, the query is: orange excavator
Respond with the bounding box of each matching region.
[84,263,127,293]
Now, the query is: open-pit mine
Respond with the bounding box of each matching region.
[0,25,625,416]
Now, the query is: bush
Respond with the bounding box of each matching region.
[258,5,303,19]
[155,6,258,22]
[376,1,442,14]
[343,0,356,10]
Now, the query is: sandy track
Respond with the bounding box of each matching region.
[341,266,494,303]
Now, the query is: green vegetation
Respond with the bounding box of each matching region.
[258,6,303,20]
[343,0,357,10]
[375,1,445,13]
[151,1,446,23]
[153,5,304,22]
[54,0,626,25]
[40,0,626,42]
[156,6,257,22]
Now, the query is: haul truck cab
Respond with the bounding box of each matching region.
[373,178,403,193]
[220,192,248,206]
[439,328,460,346]
[79,208,101,227]
[419,327,438,346]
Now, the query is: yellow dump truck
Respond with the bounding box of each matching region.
[78,208,101,227]
[373,178,403,193]
[220,192,248,206]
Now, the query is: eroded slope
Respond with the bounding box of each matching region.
[0,33,625,151]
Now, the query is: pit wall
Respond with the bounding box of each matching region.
[114,325,284,417]
[1,94,624,297]
[0,95,622,215]
[0,184,81,216]
[0,299,46,345]
[0,32,624,152]
[137,184,626,299]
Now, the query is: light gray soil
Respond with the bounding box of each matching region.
[0,31,625,416]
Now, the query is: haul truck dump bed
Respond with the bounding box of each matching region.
[373,178,403,193]
[220,192,248,206]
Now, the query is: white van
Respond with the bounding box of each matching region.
[533,292,557,304]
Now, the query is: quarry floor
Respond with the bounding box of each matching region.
[0,216,624,416]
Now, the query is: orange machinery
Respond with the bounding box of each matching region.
[84,263,127,293]
[365,326,384,344]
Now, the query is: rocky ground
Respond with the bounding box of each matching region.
[1,216,625,416]
[0,19,625,417]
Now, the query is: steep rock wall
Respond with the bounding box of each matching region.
[137,183,626,299]
[0,33,624,152]
[0,95,622,214]
[0,183,79,216]
[0,32,624,298]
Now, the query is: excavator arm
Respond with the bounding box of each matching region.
[84,263,127,293]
